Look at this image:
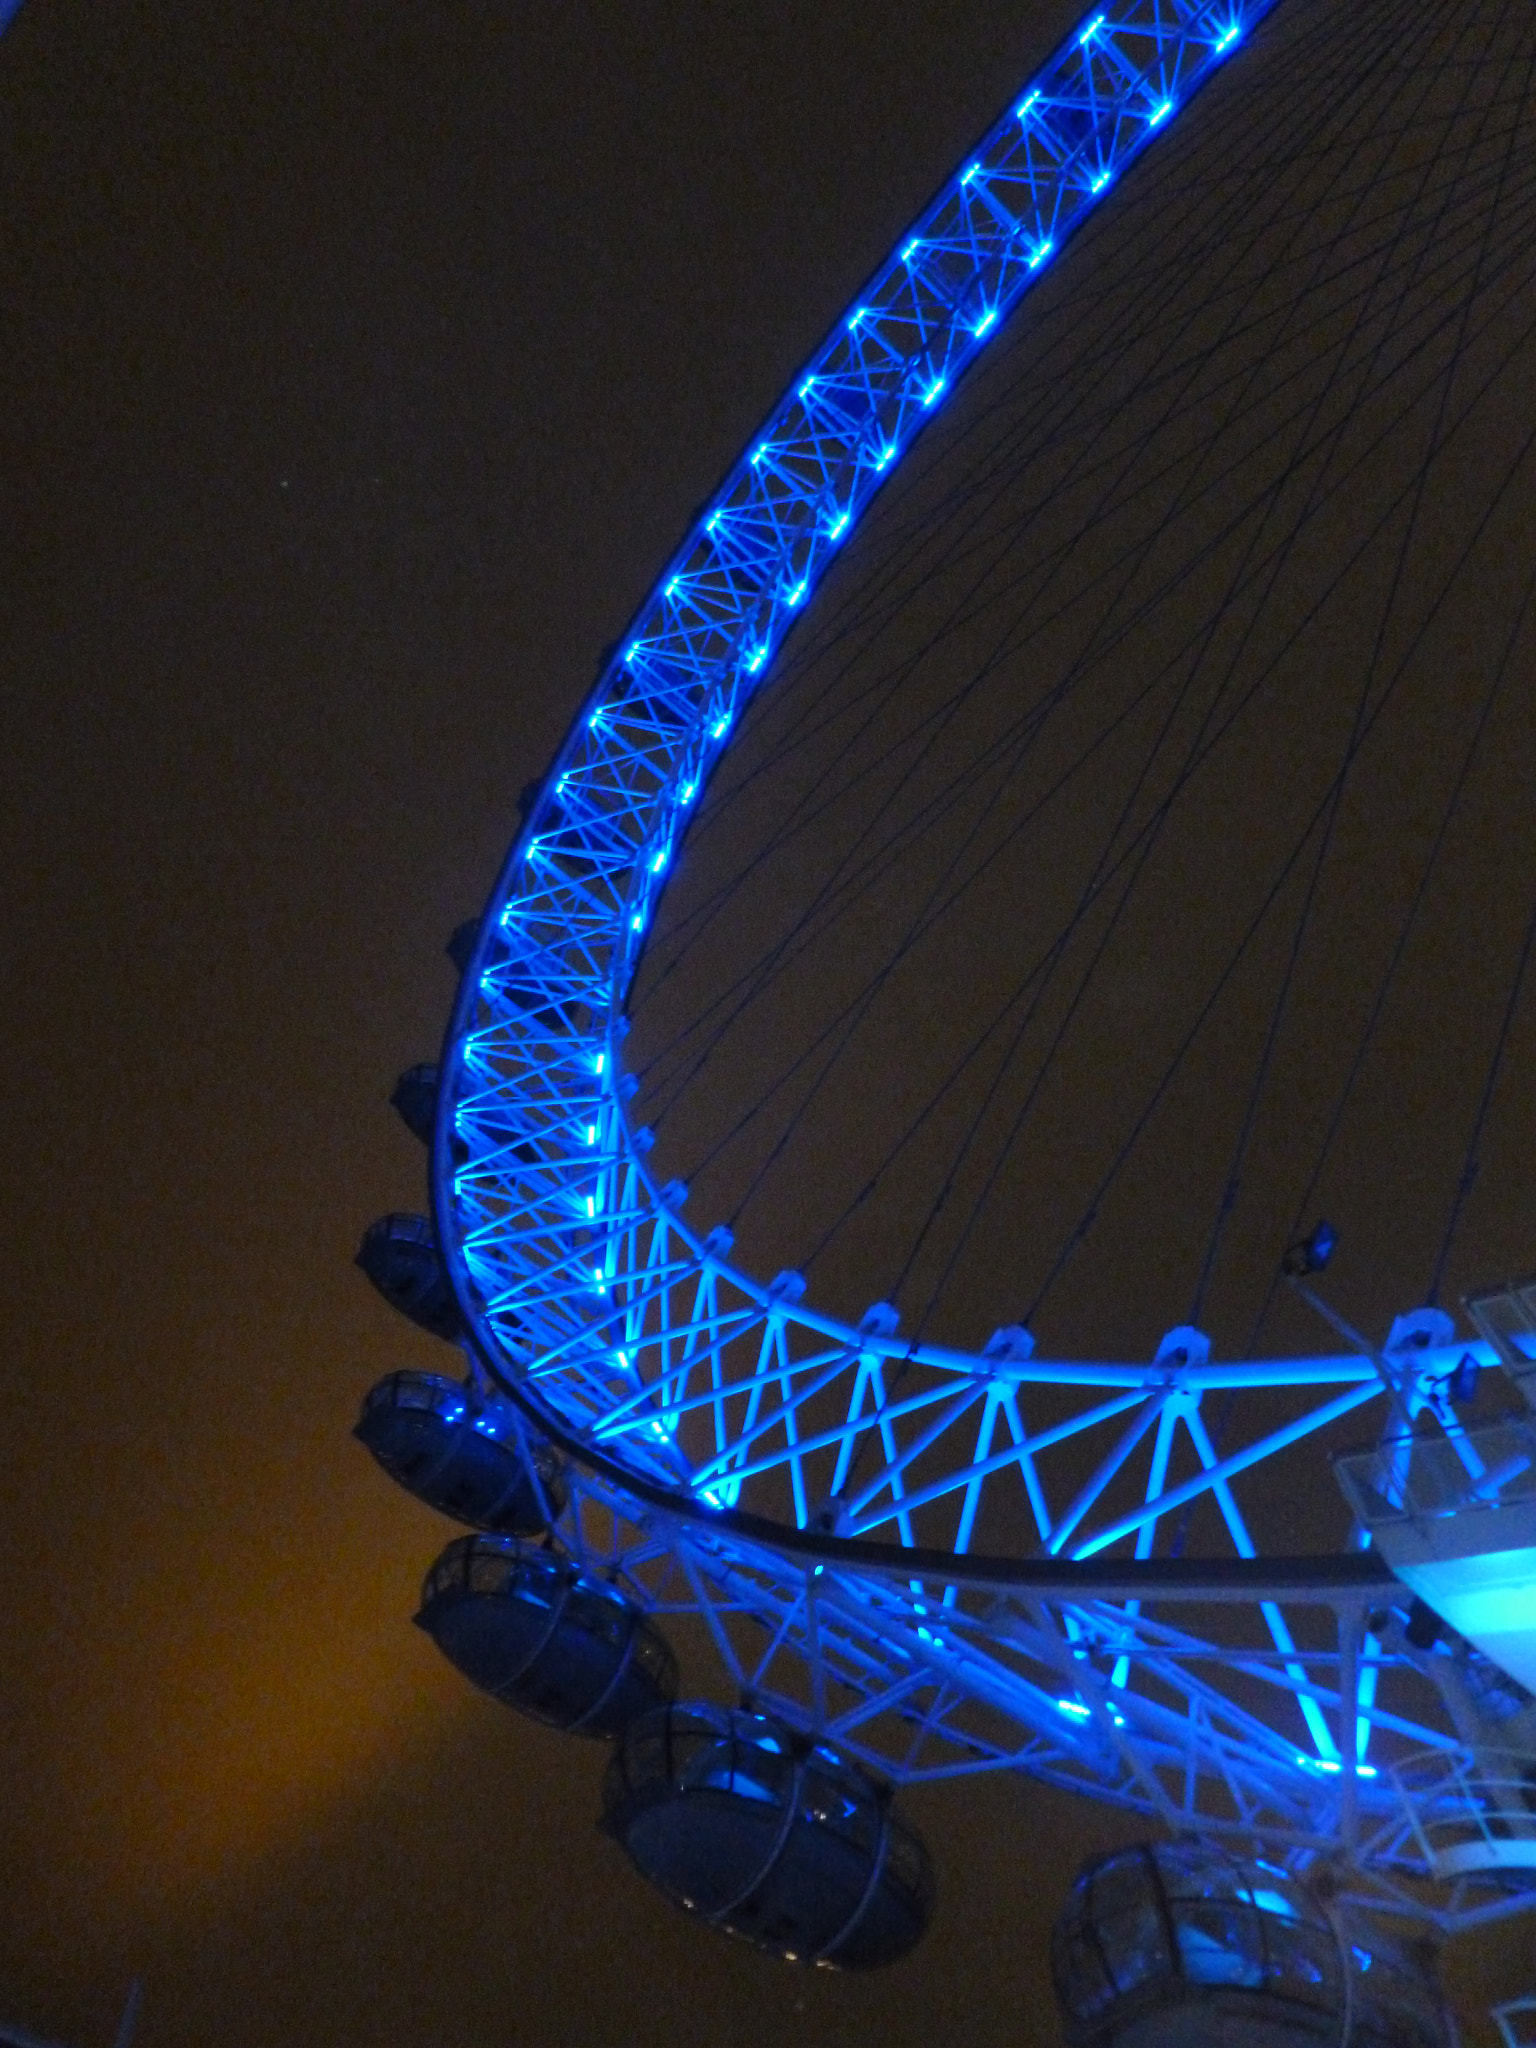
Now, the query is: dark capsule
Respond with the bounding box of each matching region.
[355,1213,461,1340]
[390,1063,438,1145]
[354,1371,563,1533]
[416,1535,677,1738]
[1051,1841,1449,2048]
[446,920,479,974]
[601,1704,933,1968]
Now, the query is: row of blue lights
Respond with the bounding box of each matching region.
[594,0,1273,964]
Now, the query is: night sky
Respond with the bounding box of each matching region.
[2,4,1532,2045]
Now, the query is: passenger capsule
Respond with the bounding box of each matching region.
[390,1063,438,1144]
[600,1704,933,1968]
[1052,1841,1449,2048]
[446,919,478,973]
[355,1213,461,1339]
[353,1371,564,1533]
[416,1534,677,1737]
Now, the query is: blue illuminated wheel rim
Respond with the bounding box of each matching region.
[424,0,1533,1883]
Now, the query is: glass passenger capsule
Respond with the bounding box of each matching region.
[600,1703,933,1968]
[355,1212,461,1340]
[390,1063,438,1144]
[416,1534,677,1738]
[353,1371,564,1533]
[1052,1841,1449,2048]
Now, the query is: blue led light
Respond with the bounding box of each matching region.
[922,376,947,408]
[1151,98,1174,124]
[1080,13,1105,44]
[972,307,998,336]
[1017,88,1040,119]
[787,579,808,606]
[1250,1888,1298,1920]
[828,508,850,538]
[902,238,922,261]
[1056,1697,1126,1727]
[961,162,981,184]
[1218,20,1241,47]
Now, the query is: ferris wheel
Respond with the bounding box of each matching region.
[357,0,1536,2016]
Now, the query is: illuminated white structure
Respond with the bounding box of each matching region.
[1335,1408,1536,1697]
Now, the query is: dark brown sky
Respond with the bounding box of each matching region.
[1,3,1532,2045]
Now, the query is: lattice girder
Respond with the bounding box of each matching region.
[424,0,1536,1854]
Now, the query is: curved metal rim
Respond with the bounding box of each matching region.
[465,1325,1397,1600]
[425,0,1408,1560]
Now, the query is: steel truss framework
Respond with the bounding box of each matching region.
[431,0,1536,1900]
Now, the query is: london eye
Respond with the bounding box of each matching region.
[357,0,1536,2020]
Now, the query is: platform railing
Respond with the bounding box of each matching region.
[1334,1417,1536,1530]
[1391,1748,1536,1880]
[1465,1278,1536,1412]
